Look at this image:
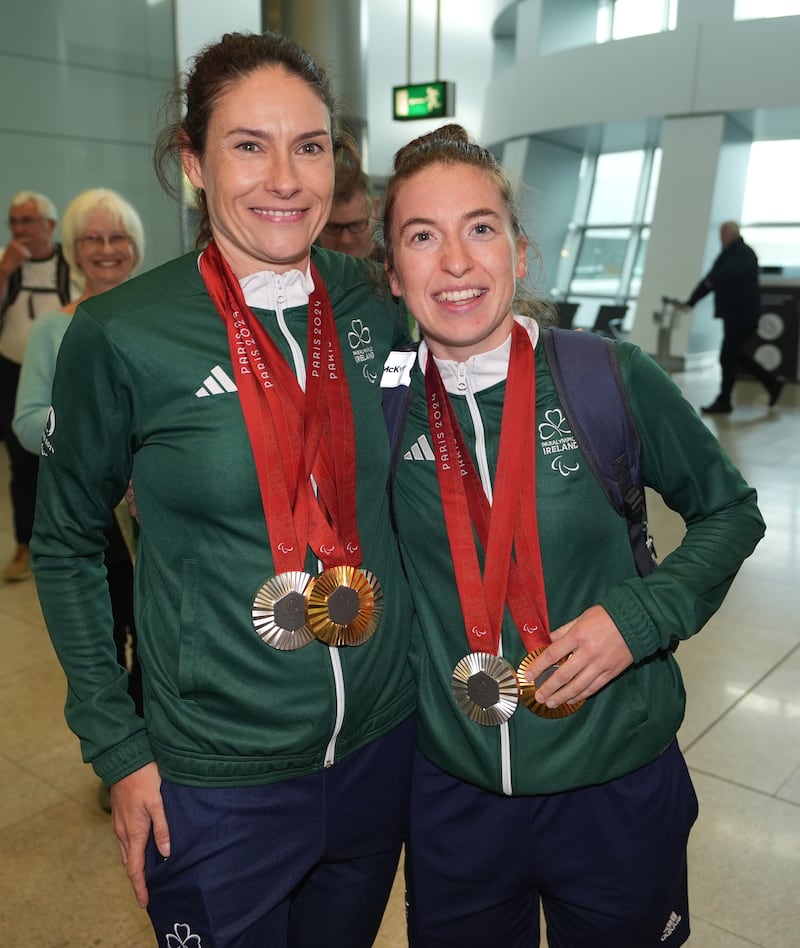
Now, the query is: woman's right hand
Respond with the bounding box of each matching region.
[111,761,170,908]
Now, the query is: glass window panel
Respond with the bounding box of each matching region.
[668,0,678,30]
[629,228,650,296]
[742,141,800,222]
[587,151,645,223]
[740,226,800,268]
[734,0,800,20]
[569,227,631,296]
[596,0,613,42]
[644,149,662,222]
[612,0,666,39]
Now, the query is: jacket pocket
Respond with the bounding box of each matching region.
[177,558,200,698]
[623,661,650,729]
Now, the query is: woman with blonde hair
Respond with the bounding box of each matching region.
[14,187,145,810]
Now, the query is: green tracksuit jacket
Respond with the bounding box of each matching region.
[31,248,415,787]
[391,323,765,796]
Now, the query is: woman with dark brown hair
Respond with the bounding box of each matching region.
[31,32,414,946]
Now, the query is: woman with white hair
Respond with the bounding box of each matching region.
[14,187,145,449]
[14,187,145,810]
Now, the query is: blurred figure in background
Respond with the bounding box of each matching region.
[683,220,782,414]
[0,191,79,581]
[318,134,381,260]
[13,187,146,811]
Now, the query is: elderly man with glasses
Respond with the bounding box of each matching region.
[0,191,78,581]
[318,168,382,262]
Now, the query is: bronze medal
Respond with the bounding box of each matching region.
[452,652,520,726]
[306,565,383,646]
[517,648,584,719]
[252,571,316,650]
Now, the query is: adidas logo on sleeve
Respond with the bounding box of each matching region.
[196,365,237,398]
[404,434,434,461]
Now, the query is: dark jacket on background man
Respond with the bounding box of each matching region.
[687,236,760,331]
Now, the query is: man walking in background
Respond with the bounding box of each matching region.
[683,220,783,415]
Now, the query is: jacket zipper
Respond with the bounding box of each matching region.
[275,283,346,766]
[462,366,513,796]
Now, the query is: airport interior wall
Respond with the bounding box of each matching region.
[2,0,798,366]
[481,0,800,361]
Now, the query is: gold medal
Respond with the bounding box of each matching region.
[452,652,519,726]
[517,649,584,719]
[252,571,316,650]
[306,565,383,646]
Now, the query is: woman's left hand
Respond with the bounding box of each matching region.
[522,605,634,710]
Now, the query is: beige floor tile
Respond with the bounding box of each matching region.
[110,925,159,948]
[0,755,66,830]
[777,762,800,806]
[686,916,763,947]
[677,612,797,748]
[685,649,800,794]
[0,658,73,763]
[688,772,800,948]
[21,740,103,807]
[0,799,150,944]
[0,584,43,626]
[1,614,54,679]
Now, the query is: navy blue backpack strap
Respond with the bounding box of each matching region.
[541,327,655,577]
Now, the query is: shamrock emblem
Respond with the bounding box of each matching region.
[538,409,570,441]
[166,922,202,948]
[348,319,371,348]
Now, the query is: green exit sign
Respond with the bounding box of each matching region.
[393,81,455,121]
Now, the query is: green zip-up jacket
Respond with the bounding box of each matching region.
[31,248,415,788]
[391,321,765,796]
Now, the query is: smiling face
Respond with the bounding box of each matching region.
[73,206,137,295]
[181,65,335,278]
[386,162,527,362]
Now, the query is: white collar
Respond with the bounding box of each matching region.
[418,315,540,395]
[239,266,314,310]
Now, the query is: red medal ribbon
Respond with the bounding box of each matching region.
[199,241,362,572]
[425,322,550,656]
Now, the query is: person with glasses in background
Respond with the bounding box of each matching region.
[318,136,382,261]
[14,189,145,813]
[0,191,80,581]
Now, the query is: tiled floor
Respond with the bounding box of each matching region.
[1,367,798,947]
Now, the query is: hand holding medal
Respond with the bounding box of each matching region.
[520,605,633,714]
[426,323,583,725]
